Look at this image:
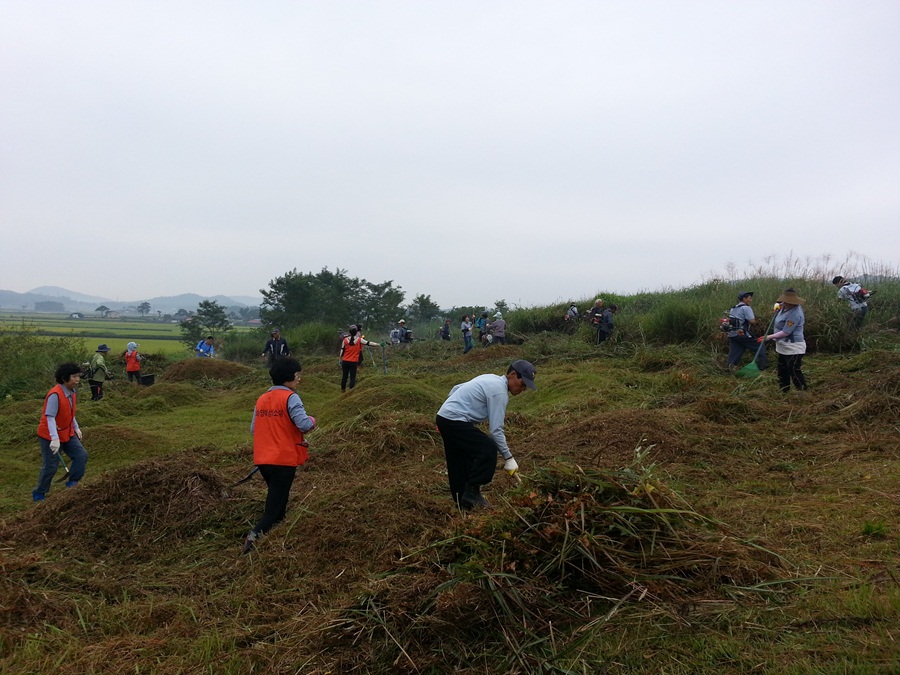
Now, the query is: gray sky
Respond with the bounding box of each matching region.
[2,1,898,308]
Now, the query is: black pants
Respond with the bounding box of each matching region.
[341,360,358,390]
[127,371,141,383]
[252,464,298,535]
[435,415,499,508]
[89,380,104,400]
[597,328,612,344]
[777,353,807,392]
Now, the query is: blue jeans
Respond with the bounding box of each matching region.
[34,436,88,497]
[463,334,473,353]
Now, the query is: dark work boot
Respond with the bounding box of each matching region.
[460,484,491,510]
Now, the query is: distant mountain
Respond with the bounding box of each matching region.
[0,287,261,314]
[28,286,111,304]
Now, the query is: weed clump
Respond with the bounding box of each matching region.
[319,459,782,672]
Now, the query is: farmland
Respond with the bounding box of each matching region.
[0,313,253,356]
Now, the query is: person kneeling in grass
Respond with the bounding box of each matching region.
[242,356,316,554]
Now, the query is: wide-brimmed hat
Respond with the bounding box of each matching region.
[96,344,110,352]
[776,288,805,305]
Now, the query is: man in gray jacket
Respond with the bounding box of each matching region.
[435,360,536,510]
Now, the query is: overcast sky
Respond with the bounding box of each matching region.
[2,1,898,308]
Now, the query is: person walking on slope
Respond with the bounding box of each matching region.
[262,328,291,366]
[726,292,767,371]
[763,289,807,393]
[123,342,143,385]
[33,363,89,501]
[88,344,113,401]
[435,360,536,510]
[596,303,618,343]
[243,357,316,554]
[832,275,871,328]
[339,325,381,391]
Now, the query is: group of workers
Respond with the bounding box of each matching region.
[725,274,873,392]
[31,273,876,554]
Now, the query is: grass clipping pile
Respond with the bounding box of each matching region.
[321,457,783,672]
[5,452,228,562]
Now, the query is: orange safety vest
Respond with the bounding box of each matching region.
[252,389,308,467]
[341,336,363,363]
[125,351,141,372]
[37,384,77,442]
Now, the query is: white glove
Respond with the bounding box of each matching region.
[75,428,83,441]
[503,457,519,475]
[49,438,61,454]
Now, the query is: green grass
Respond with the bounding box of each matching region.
[1,265,898,673]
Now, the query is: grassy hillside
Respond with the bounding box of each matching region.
[1,284,898,673]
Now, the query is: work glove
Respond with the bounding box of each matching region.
[503,457,519,476]
[49,438,60,454]
[773,302,782,312]
[756,336,765,344]
[75,428,83,441]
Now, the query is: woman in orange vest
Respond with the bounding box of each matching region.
[339,324,380,392]
[123,341,143,385]
[33,363,89,501]
[242,356,317,554]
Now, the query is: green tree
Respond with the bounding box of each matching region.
[180,300,232,350]
[358,280,405,329]
[137,301,151,317]
[407,294,441,323]
[493,299,510,315]
[95,305,110,318]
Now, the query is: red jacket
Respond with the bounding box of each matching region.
[252,389,308,466]
[37,384,77,442]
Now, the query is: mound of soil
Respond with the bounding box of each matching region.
[163,359,255,383]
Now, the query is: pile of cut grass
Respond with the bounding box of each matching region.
[317,458,783,673]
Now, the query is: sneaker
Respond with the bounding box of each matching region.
[241,531,259,555]
[65,481,79,488]
[32,491,46,502]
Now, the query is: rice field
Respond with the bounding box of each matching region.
[0,313,253,356]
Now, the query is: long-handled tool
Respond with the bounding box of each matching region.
[738,309,779,378]
[381,345,387,374]
[231,466,259,487]
[56,452,70,482]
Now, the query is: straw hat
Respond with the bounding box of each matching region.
[776,288,805,305]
